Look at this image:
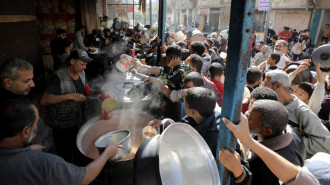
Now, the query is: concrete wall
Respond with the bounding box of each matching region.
[270,9,311,33]
[317,0,330,9]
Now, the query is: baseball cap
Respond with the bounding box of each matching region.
[67,49,93,63]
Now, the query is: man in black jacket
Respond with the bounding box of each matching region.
[181,87,219,158]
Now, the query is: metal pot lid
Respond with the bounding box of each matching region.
[76,109,154,161]
[311,44,330,68]
[158,123,220,185]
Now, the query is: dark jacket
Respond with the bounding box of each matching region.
[236,126,306,185]
[45,67,86,129]
[181,110,220,158]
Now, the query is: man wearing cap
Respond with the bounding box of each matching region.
[40,49,94,164]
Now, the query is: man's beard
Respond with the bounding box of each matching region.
[250,127,262,139]
[24,129,37,147]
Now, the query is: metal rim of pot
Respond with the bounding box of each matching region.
[76,109,155,162]
[94,129,132,162]
[134,120,220,185]
[311,44,330,71]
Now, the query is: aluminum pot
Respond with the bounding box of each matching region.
[95,129,132,161]
[134,121,220,185]
[311,44,330,71]
[77,109,154,161]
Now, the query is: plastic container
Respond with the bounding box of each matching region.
[142,126,157,142]
[116,54,133,72]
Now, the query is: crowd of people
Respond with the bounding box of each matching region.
[0,19,330,185]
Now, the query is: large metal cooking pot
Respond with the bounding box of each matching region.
[134,122,220,185]
[311,44,330,71]
[77,109,154,161]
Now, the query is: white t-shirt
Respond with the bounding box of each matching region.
[277,55,290,68]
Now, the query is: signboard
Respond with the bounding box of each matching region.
[200,8,210,15]
[255,32,265,46]
[258,0,270,11]
[115,5,133,18]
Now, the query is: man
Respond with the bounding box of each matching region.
[219,100,305,185]
[132,45,191,121]
[258,40,289,69]
[0,99,120,185]
[181,87,219,158]
[0,58,35,104]
[189,42,210,76]
[321,24,330,43]
[265,52,281,71]
[274,40,290,68]
[246,67,262,93]
[50,28,67,70]
[264,70,330,157]
[269,35,278,50]
[291,29,310,61]
[73,25,94,52]
[220,113,320,185]
[278,27,291,42]
[266,28,276,45]
[40,49,93,163]
[185,55,221,103]
[132,45,191,90]
[86,29,99,48]
[208,63,224,106]
[0,58,55,152]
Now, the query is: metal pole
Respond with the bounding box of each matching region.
[149,0,152,25]
[262,11,266,32]
[157,0,166,62]
[217,0,255,184]
[265,0,272,40]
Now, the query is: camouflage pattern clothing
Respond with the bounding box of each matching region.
[159,62,191,90]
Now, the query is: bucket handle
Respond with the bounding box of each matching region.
[160,118,175,134]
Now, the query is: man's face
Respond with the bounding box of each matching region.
[262,76,274,90]
[184,81,195,89]
[293,87,309,104]
[274,42,284,53]
[266,56,274,65]
[305,31,310,36]
[3,70,35,95]
[71,60,87,74]
[247,108,263,135]
[184,101,194,118]
[59,33,67,40]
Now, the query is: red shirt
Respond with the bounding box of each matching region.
[278,30,291,42]
[206,77,224,106]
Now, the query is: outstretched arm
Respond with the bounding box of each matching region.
[222,114,317,184]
